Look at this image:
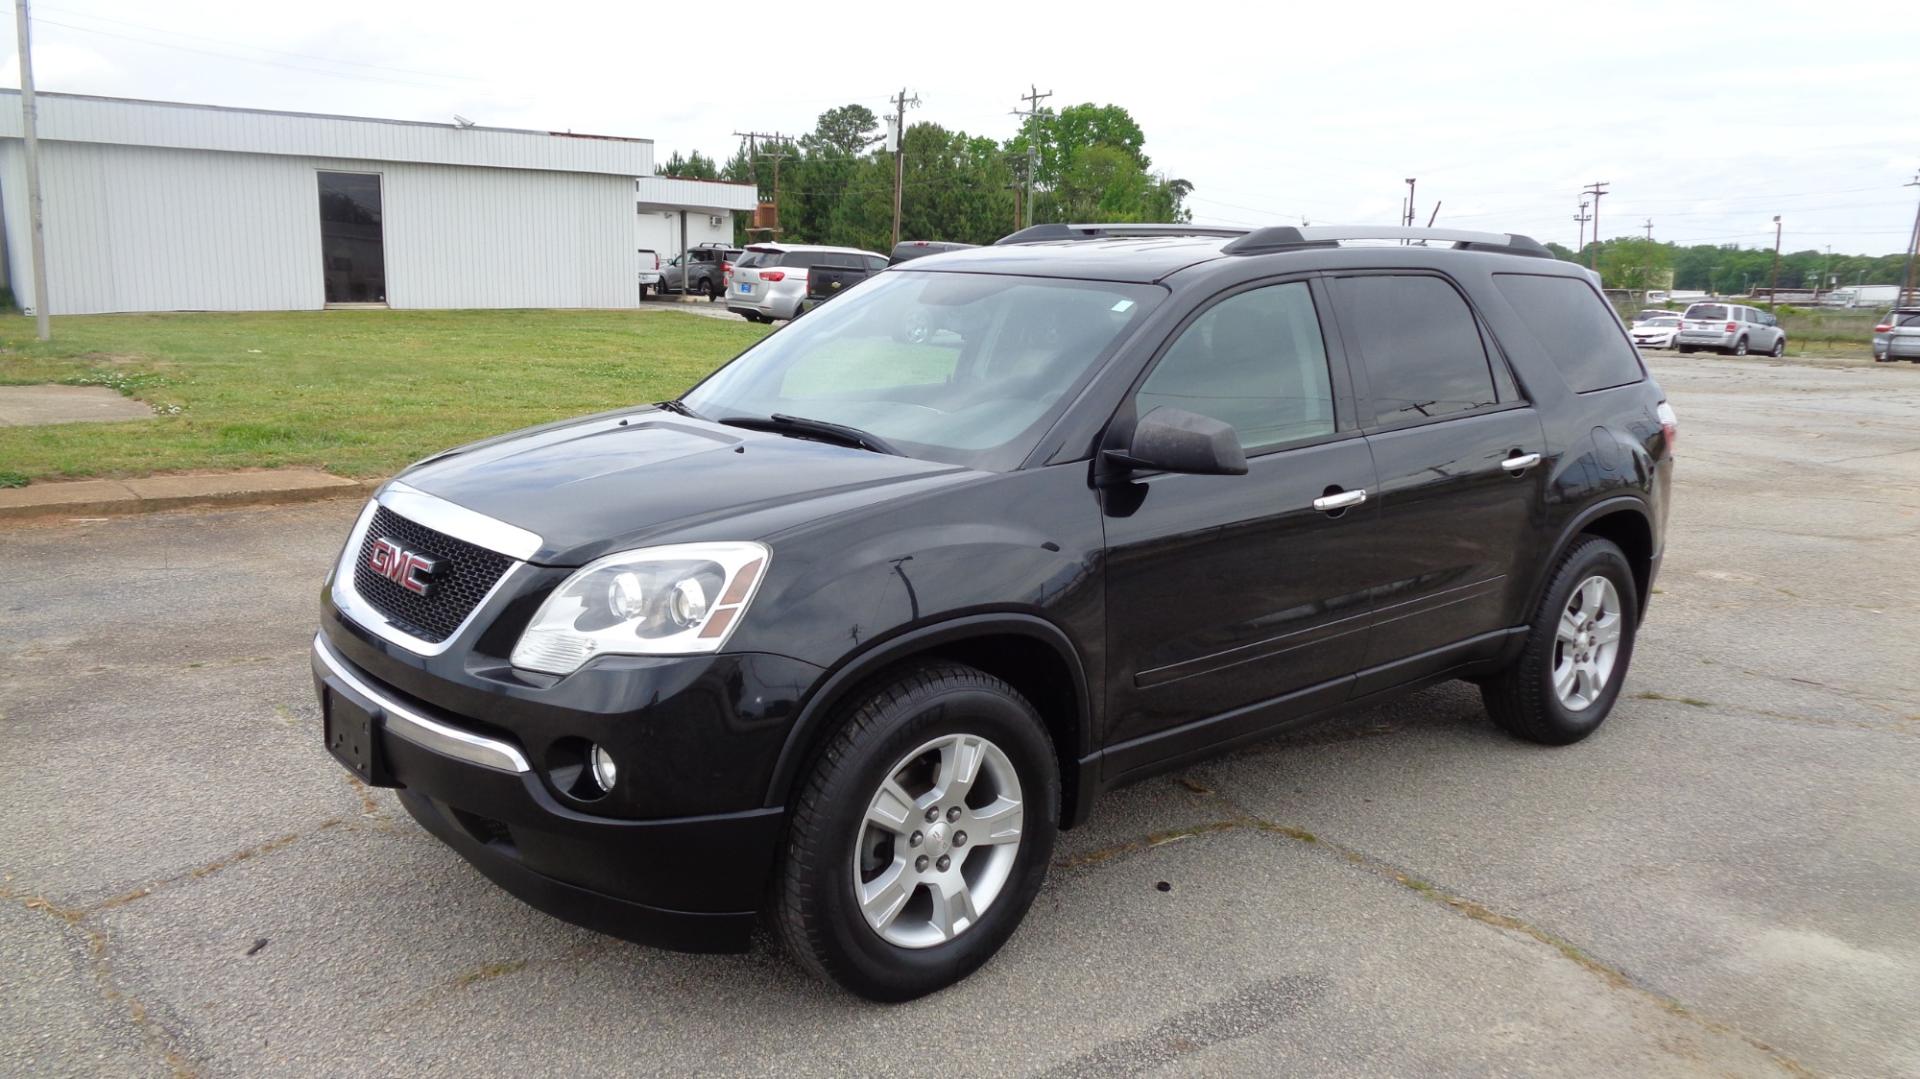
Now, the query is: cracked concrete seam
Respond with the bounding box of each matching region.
[1052,777,1815,1077]
[1,781,392,1077]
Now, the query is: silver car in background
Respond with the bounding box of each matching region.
[727,243,888,323]
[1675,302,1787,357]
[1874,307,1920,362]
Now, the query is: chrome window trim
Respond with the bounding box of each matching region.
[380,480,543,561]
[313,633,530,773]
[329,491,535,657]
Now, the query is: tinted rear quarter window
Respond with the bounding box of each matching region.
[1330,275,1500,426]
[1493,274,1645,394]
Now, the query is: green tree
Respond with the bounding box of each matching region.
[1596,238,1674,292]
[659,149,719,179]
[802,105,881,158]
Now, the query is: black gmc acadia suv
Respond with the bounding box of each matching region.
[312,223,1676,1000]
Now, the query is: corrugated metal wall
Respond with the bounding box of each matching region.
[0,90,653,178]
[0,141,640,314]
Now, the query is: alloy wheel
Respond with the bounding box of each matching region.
[853,733,1024,948]
[1553,575,1623,712]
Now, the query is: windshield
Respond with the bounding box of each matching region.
[682,271,1161,470]
[1685,304,1727,321]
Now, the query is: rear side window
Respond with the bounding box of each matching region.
[1330,275,1499,426]
[866,255,888,272]
[1493,274,1645,394]
[1685,304,1727,321]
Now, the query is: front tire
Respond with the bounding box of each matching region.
[1481,536,1639,745]
[776,664,1059,1001]
[1771,336,1786,358]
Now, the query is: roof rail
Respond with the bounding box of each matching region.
[994,223,1251,245]
[1222,225,1552,259]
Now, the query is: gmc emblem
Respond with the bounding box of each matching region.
[368,537,439,596]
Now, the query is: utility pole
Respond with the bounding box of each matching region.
[1404,178,1417,227]
[1643,218,1654,240]
[1012,84,1052,228]
[1574,201,1591,255]
[888,88,921,249]
[1769,215,1783,310]
[730,130,794,237]
[15,0,50,340]
[1582,182,1610,271]
[1900,172,1920,307]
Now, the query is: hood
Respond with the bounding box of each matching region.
[397,407,971,565]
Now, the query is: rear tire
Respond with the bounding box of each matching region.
[1677,346,1696,354]
[1731,336,1749,356]
[707,278,722,301]
[1481,536,1639,746]
[775,663,1059,1001]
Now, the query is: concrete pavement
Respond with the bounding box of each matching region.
[2,353,1916,1077]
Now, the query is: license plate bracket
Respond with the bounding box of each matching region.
[325,688,395,787]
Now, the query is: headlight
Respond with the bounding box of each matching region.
[509,542,769,675]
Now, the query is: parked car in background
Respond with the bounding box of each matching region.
[728,243,887,322]
[889,240,977,265]
[638,249,662,298]
[660,243,741,299]
[800,252,891,314]
[1874,307,1920,362]
[1629,315,1680,350]
[1675,302,1786,357]
[1629,310,1671,327]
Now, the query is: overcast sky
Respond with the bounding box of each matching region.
[5,0,1916,255]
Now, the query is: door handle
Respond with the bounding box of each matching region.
[1312,488,1368,512]
[1500,452,1542,473]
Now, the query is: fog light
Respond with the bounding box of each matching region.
[589,745,618,792]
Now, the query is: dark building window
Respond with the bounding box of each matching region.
[318,171,386,304]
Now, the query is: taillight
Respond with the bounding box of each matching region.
[721,262,733,273]
[1875,324,1893,333]
[653,253,660,270]
[1724,322,1738,333]
[1656,401,1678,452]
[759,270,786,282]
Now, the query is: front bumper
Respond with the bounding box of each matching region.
[311,632,792,952]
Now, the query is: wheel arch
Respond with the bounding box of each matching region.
[1534,497,1656,618]
[764,614,1096,829]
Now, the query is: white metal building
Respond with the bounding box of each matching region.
[0,91,755,314]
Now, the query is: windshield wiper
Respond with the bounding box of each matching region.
[655,399,703,419]
[716,413,904,456]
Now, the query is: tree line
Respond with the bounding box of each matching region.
[1543,237,1915,294]
[658,103,1192,252]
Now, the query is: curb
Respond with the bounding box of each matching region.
[0,470,376,524]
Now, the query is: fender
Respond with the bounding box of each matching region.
[761,612,1095,815]
[1524,494,1654,621]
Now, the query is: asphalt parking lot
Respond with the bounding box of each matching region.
[3,353,1917,1077]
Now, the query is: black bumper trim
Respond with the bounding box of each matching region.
[398,790,760,954]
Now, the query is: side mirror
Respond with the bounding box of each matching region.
[1103,407,1248,477]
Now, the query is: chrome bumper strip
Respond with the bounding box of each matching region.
[312,633,531,774]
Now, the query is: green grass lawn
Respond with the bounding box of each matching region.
[0,309,770,482]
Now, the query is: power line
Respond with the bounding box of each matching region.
[26,16,474,90]
[29,2,482,82]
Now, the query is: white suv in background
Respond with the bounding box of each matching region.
[1675,302,1787,357]
[727,243,888,323]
